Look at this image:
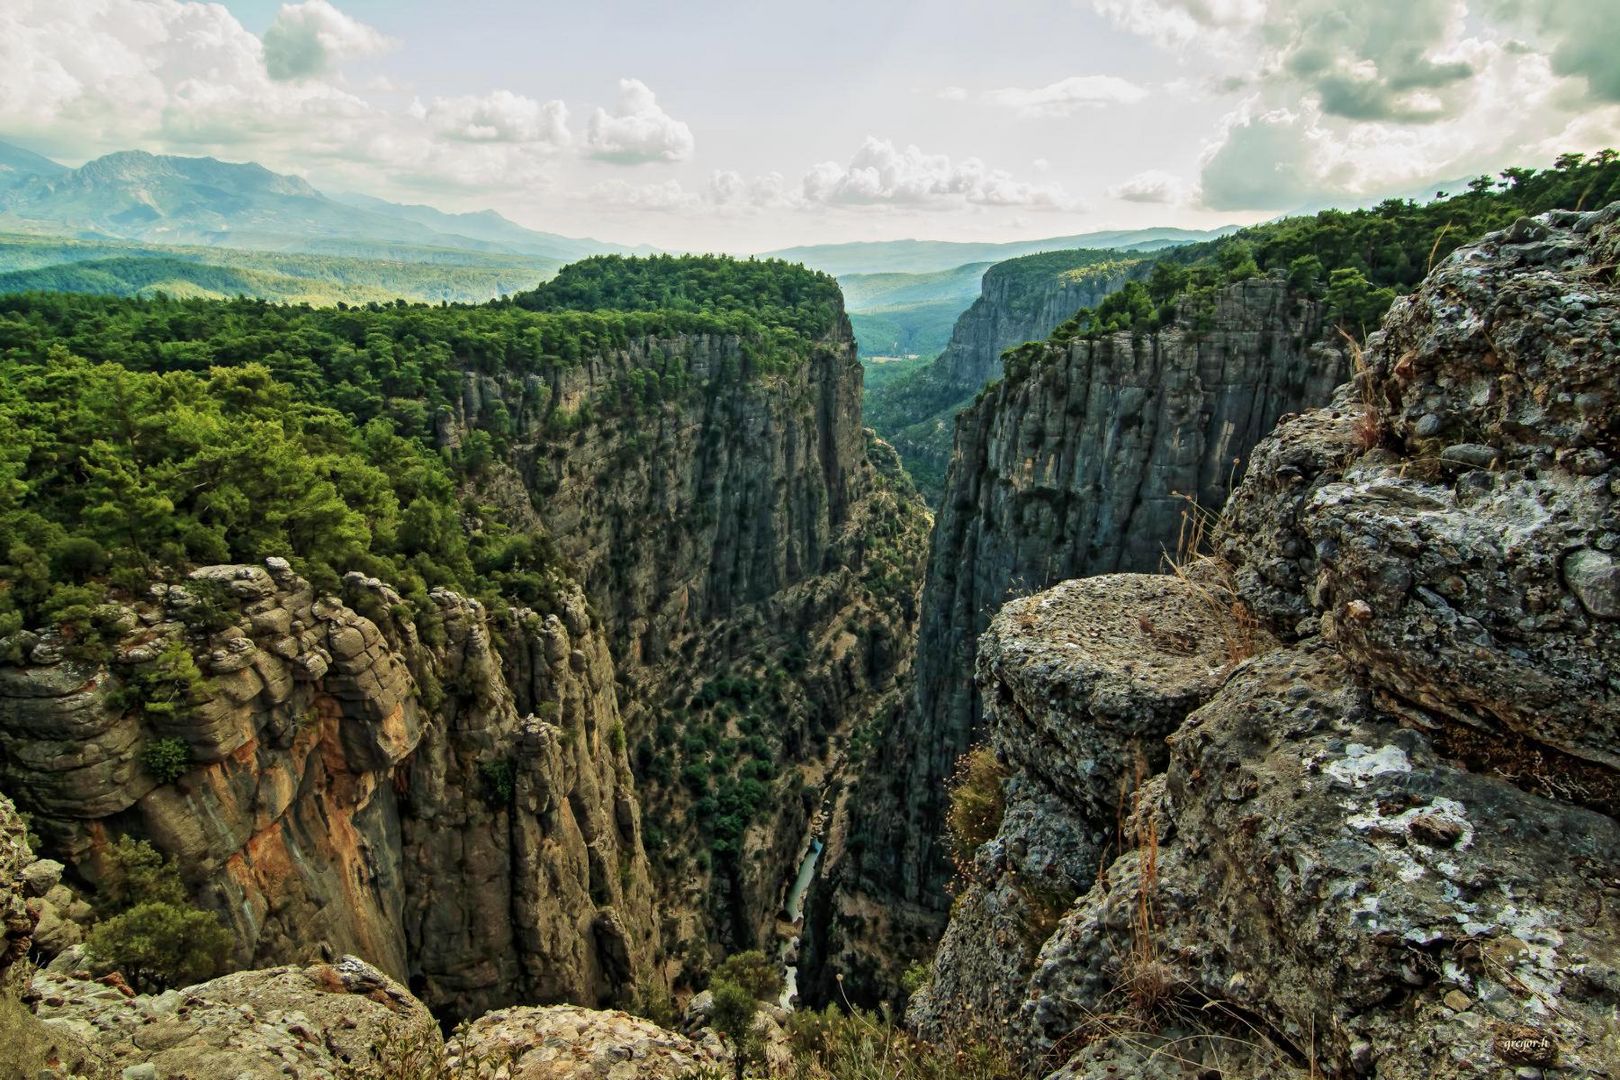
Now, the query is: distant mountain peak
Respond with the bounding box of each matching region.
[0,140,645,263]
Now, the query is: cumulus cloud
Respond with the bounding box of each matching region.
[1482,0,1620,104]
[416,90,570,146]
[709,170,798,209]
[586,177,702,210]
[586,79,695,164]
[1087,0,1620,211]
[802,137,1072,209]
[262,0,391,82]
[0,1,667,203]
[982,75,1149,117]
[1108,169,1192,204]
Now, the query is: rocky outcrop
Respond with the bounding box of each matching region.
[812,274,1347,1002]
[452,1004,728,1079]
[908,206,1620,1078]
[31,955,438,1078]
[0,561,659,1022]
[1,791,35,986]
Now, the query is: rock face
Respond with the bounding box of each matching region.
[811,275,1347,1002]
[458,320,927,960]
[32,956,439,1078]
[872,252,1150,500]
[908,206,1620,1078]
[0,564,659,1022]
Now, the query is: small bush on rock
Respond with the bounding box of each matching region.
[945,746,1008,873]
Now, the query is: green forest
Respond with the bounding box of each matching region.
[0,233,563,305]
[0,255,843,654]
[1047,151,1620,345]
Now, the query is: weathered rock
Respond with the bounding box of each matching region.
[911,569,1272,1042]
[1,791,36,984]
[452,1004,728,1079]
[912,205,1620,1080]
[1,566,660,1023]
[1223,205,1620,773]
[31,956,439,1078]
[1024,643,1620,1079]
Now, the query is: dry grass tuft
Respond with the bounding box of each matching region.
[1163,495,1262,670]
[945,746,1010,876]
[1338,329,1383,451]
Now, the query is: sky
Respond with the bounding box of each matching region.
[2,0,1618,251]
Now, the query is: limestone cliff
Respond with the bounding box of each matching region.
[440,316,928,963]
[0,561,658,1021]
[910,206,1620,1077]
[868,251,1150,500]
[809,275,1348,1003]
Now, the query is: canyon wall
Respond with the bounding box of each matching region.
[809,275,1348,1002]
[910,206,1620,1078]
[1,310,928,1013]
[871,252,1150,500]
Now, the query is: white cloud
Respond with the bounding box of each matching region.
[1109,169,1191,204]
[801,137,1073,210]
[1088,0,1620,211]
[982,75,1148,117]
[1087,0,1265,49]
[586,177,702,210]
[416,91,570,146]
[709,170,798,209]
[262,0,391,82]
[937,86,969,102]
[585,78,695,164]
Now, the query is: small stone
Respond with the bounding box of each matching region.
[1409,814,1464,848]
[21,858,64,897]
[1345,599,1374,622]
[1414,413,1443,437]
[1564,549,1620,619]
[121,1065,159,1080]
[1443,989,1472,1012]
[1441,443,1499,470]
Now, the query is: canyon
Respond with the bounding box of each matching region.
[1,198,1618,1080]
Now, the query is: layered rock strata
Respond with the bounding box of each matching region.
[0,562,658,1021]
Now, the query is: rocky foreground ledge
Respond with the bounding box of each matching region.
[910,206,1620,1078]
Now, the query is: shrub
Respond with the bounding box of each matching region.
[86,900,232,993]
[945,746,1008,872]
[84,837,230,992]
[140,737,192,784]
[711,949,783,1002]
[479,757,516,805]
[708,978,763,1080]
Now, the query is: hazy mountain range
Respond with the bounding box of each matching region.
[0,138,1227,328]
[764,227,1237,277]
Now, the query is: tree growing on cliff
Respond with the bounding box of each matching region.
[707,950,782,1080]
[709,979,764,1080]
[84,837,230,992]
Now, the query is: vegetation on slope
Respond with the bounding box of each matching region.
[1045,151,1620,348]
[0,255,846,654]
[513,253,845,344]
[0,233,562,305]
